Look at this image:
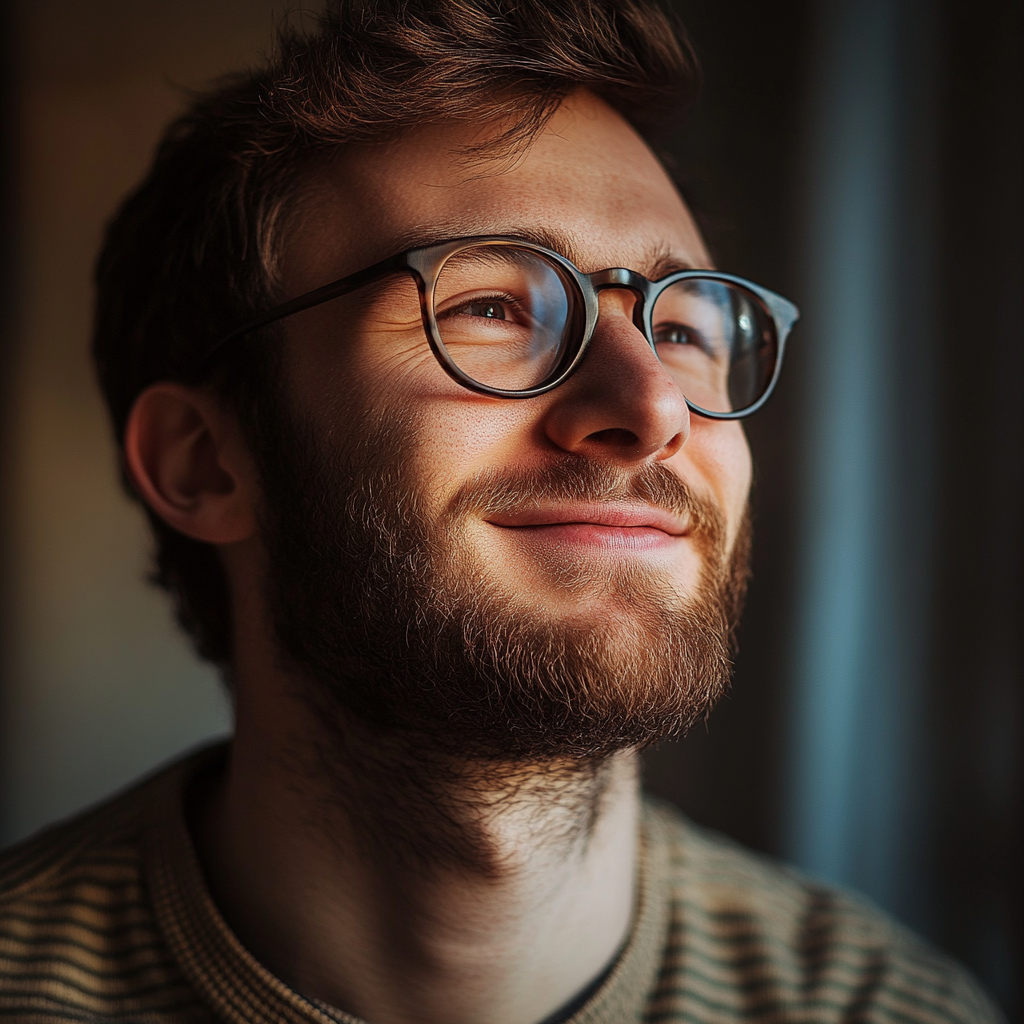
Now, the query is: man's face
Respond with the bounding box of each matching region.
[254,92,752,759]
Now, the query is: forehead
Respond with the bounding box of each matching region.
[282,91,709,291]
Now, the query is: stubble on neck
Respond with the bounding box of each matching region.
[276,688,638,878]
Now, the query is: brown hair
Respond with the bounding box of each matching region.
[92,0,700,670]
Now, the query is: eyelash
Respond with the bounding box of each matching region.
[440,292,524,320]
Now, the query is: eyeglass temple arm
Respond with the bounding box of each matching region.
[199,252,411,370]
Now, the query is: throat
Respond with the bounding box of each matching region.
[197,707,641,1024]
[299,707,632,875]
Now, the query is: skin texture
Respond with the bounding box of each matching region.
[124,92,753,1024]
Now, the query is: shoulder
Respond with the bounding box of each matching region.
[642,799,1005,1024]
[0,747,220,1023]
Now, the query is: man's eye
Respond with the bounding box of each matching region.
[654,323,698,346]
[463,301,507,321]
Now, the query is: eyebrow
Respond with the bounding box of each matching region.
[645,249,703,278]
[390,226,701,279]
[392,224,583,262]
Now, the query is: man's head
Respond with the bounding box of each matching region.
[95,1,767,763]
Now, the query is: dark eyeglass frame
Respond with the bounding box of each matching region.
[205,235,799,419]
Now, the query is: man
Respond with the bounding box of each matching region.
[0,2,1002,1022]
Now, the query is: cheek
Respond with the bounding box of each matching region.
[412,400,536,507]
[287,314,538,516]
[350,345,538,510]
[674,420,752,542]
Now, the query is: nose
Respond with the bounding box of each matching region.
[541,289,690,463]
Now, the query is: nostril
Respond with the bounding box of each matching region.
[587,427,639,448]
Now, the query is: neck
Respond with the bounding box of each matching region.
[197,669,640,1024]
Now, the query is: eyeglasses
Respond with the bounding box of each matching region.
[207,236,799,419]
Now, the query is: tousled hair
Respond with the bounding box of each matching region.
[92,0,700,670]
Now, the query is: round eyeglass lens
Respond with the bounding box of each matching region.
[432,244,580,391]
[651,278,779,414]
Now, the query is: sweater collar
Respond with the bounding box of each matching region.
[146,743,670,1024]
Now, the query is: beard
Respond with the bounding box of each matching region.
[252,393,751,765]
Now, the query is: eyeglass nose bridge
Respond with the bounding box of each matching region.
[586,267,653,343]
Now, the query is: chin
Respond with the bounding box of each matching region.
[473,552,698,620]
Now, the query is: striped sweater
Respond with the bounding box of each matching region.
[0,745,1003,1023]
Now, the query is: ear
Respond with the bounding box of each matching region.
[123,383,258,545]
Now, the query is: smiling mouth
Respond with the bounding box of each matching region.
[485,502,690,545]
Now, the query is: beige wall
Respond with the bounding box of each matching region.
[1,1,289,844]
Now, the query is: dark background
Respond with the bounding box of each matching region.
[0,0,1020,1018]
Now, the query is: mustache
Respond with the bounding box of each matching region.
[448,456,722,539]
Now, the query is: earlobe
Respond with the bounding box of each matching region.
[124,384,258,545]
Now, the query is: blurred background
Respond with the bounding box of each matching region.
[0,0,1020,1017]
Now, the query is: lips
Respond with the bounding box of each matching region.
[485,501,689,536]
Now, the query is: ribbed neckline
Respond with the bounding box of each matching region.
[144,745,671,1024]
